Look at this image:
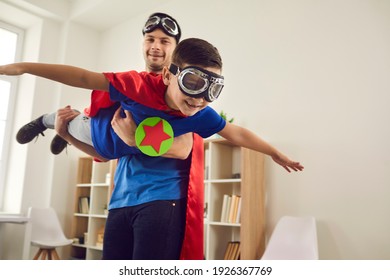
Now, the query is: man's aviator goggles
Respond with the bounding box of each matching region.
[169,64,224,103]
[143,15,179,37]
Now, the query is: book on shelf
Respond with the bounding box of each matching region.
[220,194,241,223]
[232,242,240,260]
[223,241,233,260]
[235,196,242,224]
[228,195,238,223]
[220,194,230,222]
[223,241,240,260]
[79,196,90,214]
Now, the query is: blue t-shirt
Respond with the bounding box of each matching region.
[110,152,192,209]
[91,84,226,159]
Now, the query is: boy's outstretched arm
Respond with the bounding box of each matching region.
[0,62,109,91]
[218,122,304,172]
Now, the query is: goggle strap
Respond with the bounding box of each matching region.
[169,64,179,75]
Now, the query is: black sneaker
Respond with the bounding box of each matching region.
[50,134,69,155]
[16,115,47,144]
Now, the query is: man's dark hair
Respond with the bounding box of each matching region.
[172,38,223,70]
[142,12,182,43]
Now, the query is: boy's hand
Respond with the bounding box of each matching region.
[0,63,25,75]
[272,152,304,173]
[111,107,137,147]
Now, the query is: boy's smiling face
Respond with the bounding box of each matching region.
[163,65,222,116]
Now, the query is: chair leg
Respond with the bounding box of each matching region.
[51,249,60,260]
[33,248,61,260]
[41,249,48,260]
[33,248,43,260]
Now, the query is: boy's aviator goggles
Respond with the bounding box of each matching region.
[169,64,224,102]
[143,15,179,36]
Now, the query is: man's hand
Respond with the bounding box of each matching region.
[111,107,137,147]
[166,133,193,159]
[55,105,108,161]
[55,105,80,140]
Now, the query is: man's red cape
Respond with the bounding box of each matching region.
[86,77,204,259]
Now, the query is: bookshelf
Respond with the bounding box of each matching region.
[203,138,265,260]
[71,138,264,260]
[70,157,116,260]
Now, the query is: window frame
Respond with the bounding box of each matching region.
[0,21,24,209]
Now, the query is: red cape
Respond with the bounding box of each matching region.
[180,134,204,260]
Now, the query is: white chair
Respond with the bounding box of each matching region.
[261,216,319,260]
[27,207,73,260]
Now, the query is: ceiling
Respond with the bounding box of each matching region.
[4,0,173,31]
[66,0,174,31]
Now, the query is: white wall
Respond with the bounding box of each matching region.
[1,0,389,260]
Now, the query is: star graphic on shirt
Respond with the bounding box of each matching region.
[135,117,174,156]
[140,119,172,154]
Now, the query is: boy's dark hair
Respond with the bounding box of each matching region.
[142,12,182,43]
[172,38,223,70]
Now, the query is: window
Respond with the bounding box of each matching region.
[0,22,24,208]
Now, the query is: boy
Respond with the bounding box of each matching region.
[0,38,303,260]
[0,38,302,171]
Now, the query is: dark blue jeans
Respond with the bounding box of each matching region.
[102,199,187,260]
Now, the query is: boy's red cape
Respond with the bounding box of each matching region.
[85,86,204,260]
